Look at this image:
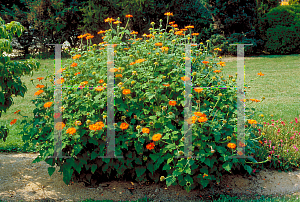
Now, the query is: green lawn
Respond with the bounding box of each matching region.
[0,53,300,202]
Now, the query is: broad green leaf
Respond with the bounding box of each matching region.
[222,162,232,172]
[166,176,176,187]
[91,164,97,174]
[135,166,146,178]
[73,144,83,155]
[48,167,55,176]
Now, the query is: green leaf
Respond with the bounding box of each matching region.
[149,153,159,162]
[91,164,97,174]
[74,144,83,155]
[162,163,171,171]
[91,151,99,160]
[135,166,146,178]
[243,164,252,174]
[222,162,232,172]
[134,141,143,154]
[172,169,181,177]
[48,167,55,177]
[147,162,154,175]
[204,158,211,167]
[166,176,176,187]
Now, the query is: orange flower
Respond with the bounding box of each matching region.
[213,70,221,73]
[44,102,53,108]
[227,143,236,149]
[98,79,104,83]
[194,112,206,117]
[104,17,115,23]
[237,151,243,156]
[257,72,264,76]
[71,62,78,67]
[97,30,106,34]
[152,134,162,141]
[239,141,246,147]
[54,113,61,119]
[129,62,136,65]
[95,121,105,129]
[169,100,176,106]
[191,33,199,36]
[161,47,169,52]
[55,122,65,130]
[171,24,178,28]
[95,87,105,92]
[194,87,203,93]
[37,77,44,81]
[259,140,263,144]
[248,119,257,124]
[72,54,81,59]
[203,174,208,178]
[169,21,175,25]
[187,116,198,124]
[142,128,150,134]
[120,122,129,130]
[198,116,208,123]
[130,31,138,35]
[164,12,173,16]
[122,89,131,95]
[135,59,146,63]
[66,128,76,135]
[36,84,45,88]
[181,76,190,81]
[34,90,44,96]
[109,68,119,72]
[10,119,17,125]
[185,25,194,29]
[155,42,163,46]
[113,21,122,24]
[202,61,209,64]
[14,110,21,114]
[74,72,81,76]
[86,35,94,40]
[163,84,170,87]
[89,124,102,131]
[146,142,155,150]
[125,14,133,18]
[75,121,82,126]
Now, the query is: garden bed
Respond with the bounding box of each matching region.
[0,152,300,202]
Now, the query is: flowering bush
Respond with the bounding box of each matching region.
[253,115,300,171]
[17,12,266,192]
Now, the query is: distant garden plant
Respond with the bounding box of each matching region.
[14,12,268,193]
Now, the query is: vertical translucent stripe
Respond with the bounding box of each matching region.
[101,44,123,159]
[229,44,253,159]
[52,44,63,158]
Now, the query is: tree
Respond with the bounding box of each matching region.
[0,17,40,141]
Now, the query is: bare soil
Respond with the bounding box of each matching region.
[1,153,300,202]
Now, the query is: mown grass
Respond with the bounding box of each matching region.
[0,53,300,202]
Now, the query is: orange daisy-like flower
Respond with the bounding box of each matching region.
[34,90,44,96]
[113,21,122,24]
[198,116,208,123]
[44,102,53,108]
[14,110,21,114]
[227,143,236,149]
[36,84,45,89]
[191,33,199,36]
[120,122,129,130]
[202,61,209,64]
[37,77,44,81]
[142,128,150,134]
[180,28,188,31]
[74,72,81,76]
[75,121,82,126]
[86,35,94,40]
[169,21,175,25]
[98,79,104,83]
[10,119,17,125]
[152,134,162,141]
[187,116,198,124]
[135,59,146,64]
[164,12,173,16]
[97,30,106,34]
[54,112,61,119]
[160,47,169,52]
[55,122,65,130]
[95,121,105,129]
[109,68,119,72]
[239,141,246,147]
[163,84,170,87]
[89,124,101,131]
[169,100,176,106]
[194,112,206,117]
[130,31,138,35]
[129,62,136,65]
[259,140,263,144]
[95,86,104,92]
[146,142,155,150]
[155,42,163,46]
[181,76,190,81]
[125,14,133,18]
[122,89,131,95]
[72,54,81,60]
[77,35,84,39]
[171,24,178,28]
[248,119,257,124]
[174,31,184,36]
[104,17,115,23]
[237,151,244,156]
[66,128,76,135]
[203,174,208,178]
[185,25,194,29]
[213,70,221,73]
[71,62,78,67]
[194,87,203,93]
[257,72,264,76]
[218,62,226,66]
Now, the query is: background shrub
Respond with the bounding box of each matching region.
[257,5,300,54]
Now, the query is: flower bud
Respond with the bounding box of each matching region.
[181,137,185,141]
[222,120,227,124]
[218,93,222,96]
[121,116,126,120]
[143,156,148,161]
[154,62,158,65]
[211,149,215,153]
[168,112,173,115]
[140,120,145,124]
[113,123,118,127]
[136,125,141,130]
[162,76,166,79]
[160,176,165,181]
[92,72,96,75]
[262,132,265,136]
[196,100,200,103]
[150,121,154,125]
[232,79,236,82]
[192,72,197,76]
[162,106,167,111]
[131,81,135,85]
[227,136,231,140]
[178,151,184,155]
[134,115,138,119]
[103,115,107,119]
